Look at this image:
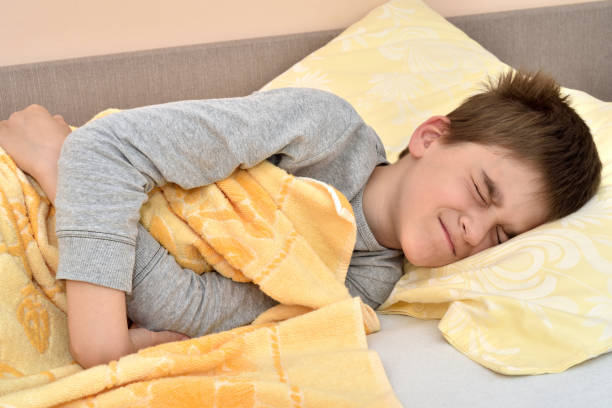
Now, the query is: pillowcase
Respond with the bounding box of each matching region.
[262,0,612,375]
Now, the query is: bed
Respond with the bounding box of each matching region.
[1,1,611,407]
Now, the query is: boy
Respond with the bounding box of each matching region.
[0,70,601,369]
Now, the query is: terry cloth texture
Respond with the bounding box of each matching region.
[135,158,381,334]
[1,299,400,407]
[0,127,391,404]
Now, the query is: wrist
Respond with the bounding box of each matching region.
[29,148,60,204]
[34,145,61,174]
[128,327,155,351]
[34,165,58,205]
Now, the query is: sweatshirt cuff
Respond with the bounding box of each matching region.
[56,232,136,294]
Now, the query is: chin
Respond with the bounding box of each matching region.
[400,235,450,268]
[401,244,433,267]
[402,246,449,268]
[408,258,443,268]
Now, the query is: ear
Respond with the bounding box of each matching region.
[407,116,450,158]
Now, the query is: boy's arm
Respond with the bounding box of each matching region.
[1,106,189,367]
[55,88,358,292]
[66,281,133,367]
[67,281,189,368]
[0,107,138,367]
[54,88,359,365]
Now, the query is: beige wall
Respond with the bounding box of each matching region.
[426,0,596,16]
[1,0,599,67]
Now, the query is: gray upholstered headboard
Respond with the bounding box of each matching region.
[1,1,610,125]
[449,1,612,102]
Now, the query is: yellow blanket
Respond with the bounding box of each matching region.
[0,113,396,406]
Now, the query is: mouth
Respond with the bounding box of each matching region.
[438,217,456,257]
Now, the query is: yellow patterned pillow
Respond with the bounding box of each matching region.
[263,0,612,375]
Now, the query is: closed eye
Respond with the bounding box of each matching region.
[473,181,486,205]
[496,226,512,244]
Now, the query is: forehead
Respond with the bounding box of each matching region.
[453,142,550,232]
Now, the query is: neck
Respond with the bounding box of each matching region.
[362,161,404,249]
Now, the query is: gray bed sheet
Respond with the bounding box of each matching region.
[370,314,612,407]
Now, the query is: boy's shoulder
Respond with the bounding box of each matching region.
[255,87,359,119]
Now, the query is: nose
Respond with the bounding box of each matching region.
[459,210,495,248]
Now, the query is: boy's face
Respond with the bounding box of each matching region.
[398,116,549,267]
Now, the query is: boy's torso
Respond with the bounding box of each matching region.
[57,87,405,314]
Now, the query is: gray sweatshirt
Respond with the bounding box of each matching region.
[55,88,404,336]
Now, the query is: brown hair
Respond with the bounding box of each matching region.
[399,70,602,221]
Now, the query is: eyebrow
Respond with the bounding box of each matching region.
[482,170,502,206]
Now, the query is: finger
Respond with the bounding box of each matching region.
[54,114,69,127]
[9,104,51,125]
[163,331,189,341]
[26,104,51,115]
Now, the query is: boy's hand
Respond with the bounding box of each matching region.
[0,104,71,204]
[0,104,70,176]
[128,325,190,351]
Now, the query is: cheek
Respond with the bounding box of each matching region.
[420,163,469,206]
[421,180,471,213]
[468,240,494,256]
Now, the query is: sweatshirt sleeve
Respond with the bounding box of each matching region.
[55,88,357,292]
